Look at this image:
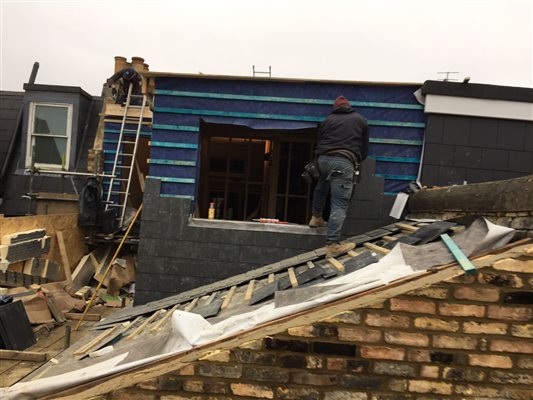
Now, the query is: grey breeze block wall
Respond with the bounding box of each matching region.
[421,114,533,186]
[136,158,395,305]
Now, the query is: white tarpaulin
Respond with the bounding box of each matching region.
[1,218,515,399]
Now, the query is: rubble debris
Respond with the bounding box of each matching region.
[0,299,36,350]
[0,235,51,270]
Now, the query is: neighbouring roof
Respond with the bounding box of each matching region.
[22,83,94,100]
[421,80,533,103]
[0,91,24,181]
[2,217,520,399]
[142,70,423,87]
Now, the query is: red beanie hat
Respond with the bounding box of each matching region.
[333,96,350,109]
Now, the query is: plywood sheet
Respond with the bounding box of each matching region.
[0,214,86,271]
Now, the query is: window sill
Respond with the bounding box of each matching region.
[188,217,326,236]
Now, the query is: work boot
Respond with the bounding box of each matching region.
[309,215,327,228]
[325,241,355,257]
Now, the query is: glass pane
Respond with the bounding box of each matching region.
[33,136,67,166]
[34,105,68,135]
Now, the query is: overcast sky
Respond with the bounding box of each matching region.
[1,0,532,96]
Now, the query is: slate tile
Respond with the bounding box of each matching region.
[410,221,457,244]
[295,265,325,285]
[453,146,482,168]
[470,118,498,148]
[250,281,278,305]
[497,120,526,150]
[442,116,470,146]
[423,143,455,166]
[466,168,494,184]
[343,252,379,274]
[481,148,509,170]
[493,170,522,181]
[437,166,466,186]
[421,164,439,186]
[191,299,223,318]
[425,115,445,144]
[508,151,532,173]
[364,228,391,239]
[196,242,240,262]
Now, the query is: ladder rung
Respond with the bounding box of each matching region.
[123,129,138,133]
[121,141,136,144]
[130,94,144,98]
[111,191,128,194]
[112,178,129,181]
[118,153,134,156]
[128,105,143,109]
[108,204,125,208]
[116,166,131,169]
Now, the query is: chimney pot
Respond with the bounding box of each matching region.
[131,56,145,72]
[114,56,128,73]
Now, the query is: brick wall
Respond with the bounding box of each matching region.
[108,246,532,399]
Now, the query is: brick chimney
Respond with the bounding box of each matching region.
[131,56,145,73]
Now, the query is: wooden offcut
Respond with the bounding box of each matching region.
[56,231,72,286]
[0,349,48,362]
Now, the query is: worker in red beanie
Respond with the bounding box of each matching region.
[309,95,369,256]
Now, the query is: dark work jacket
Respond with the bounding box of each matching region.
[315,106,369,163]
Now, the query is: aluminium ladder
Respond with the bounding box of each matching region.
[105,84,147,227]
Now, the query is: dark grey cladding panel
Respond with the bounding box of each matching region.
[424,114,445,144]
[196,242,240,262]
[497,121,526,151]
[508,151,533,173]
[420,165,439,186]
[422,143,455,166]
[437,166,466,186]
[442,116,470,146]
[470,118,498,148]
[466,168,494,184]
[453,146,482,169]
[480,148,509,170]
[493,170,523,181]
[525,124,533,151]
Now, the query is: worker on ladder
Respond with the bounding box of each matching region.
[106,67,142,105]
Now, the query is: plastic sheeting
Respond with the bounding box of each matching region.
[1,218,514,400]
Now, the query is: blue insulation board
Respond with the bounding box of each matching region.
[147,77,425,197]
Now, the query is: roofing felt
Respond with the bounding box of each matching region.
[2,217,519,399]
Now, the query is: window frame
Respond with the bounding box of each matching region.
[198,126,316,224]
[25,102,73,170]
